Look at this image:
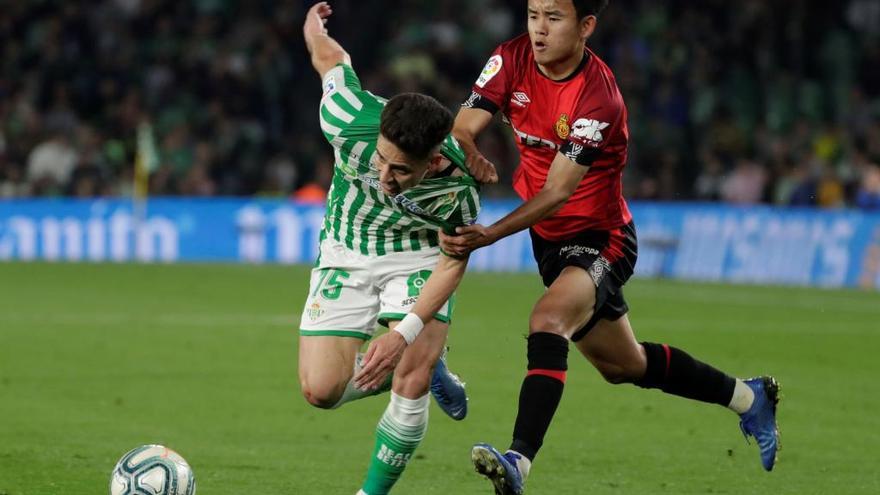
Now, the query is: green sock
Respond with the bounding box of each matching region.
[360,392,429,495]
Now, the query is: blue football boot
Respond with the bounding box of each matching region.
[471,443,525,495]
[739,376,781,471]
[430,347,468,420]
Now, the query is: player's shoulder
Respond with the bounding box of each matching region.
[321,63,385,108]
[495,33,533,67]
[575,48,625,111]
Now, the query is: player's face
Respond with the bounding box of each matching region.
[527,0,592,66]
[374,136,431,195]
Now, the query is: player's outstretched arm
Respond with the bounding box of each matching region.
[453,107,499,184]
[354,253,469,391]
[302,2,351,77]
[440,152,589,257]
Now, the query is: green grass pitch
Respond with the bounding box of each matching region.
[1,263,878,494]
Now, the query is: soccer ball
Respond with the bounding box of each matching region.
[110,445,196,495]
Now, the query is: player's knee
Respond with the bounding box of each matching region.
[299,379,342,409]
[594,362,629,384]
[593,360,644,385]
[529,311,571,337]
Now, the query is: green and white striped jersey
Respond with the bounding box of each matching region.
[317,63,481,256]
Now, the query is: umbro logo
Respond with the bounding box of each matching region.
[510,91,531,107]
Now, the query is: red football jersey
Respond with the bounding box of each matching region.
[466,33,632,239]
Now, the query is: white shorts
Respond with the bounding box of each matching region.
[298,238,454,340]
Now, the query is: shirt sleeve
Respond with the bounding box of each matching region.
[461,45,512,115]
[318,64,383,145]
[452,184,481,228]
[559,94,625,167]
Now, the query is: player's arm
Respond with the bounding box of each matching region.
[408,252,469,327]
[302,2,351,77]
[354,253,468,391]
[453,107,498,183]
[441,153,588,256]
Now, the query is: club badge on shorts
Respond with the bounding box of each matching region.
[555,113,570,140]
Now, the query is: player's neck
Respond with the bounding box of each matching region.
[537,49,586,81]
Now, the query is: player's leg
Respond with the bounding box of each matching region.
[298,335,388,408]
[576,314,737,404]
[511,265,596,459]
[358,319,448,495]
[376,264,467,420]
[298,241,387,409]
[574,312,780,470]
[473,265,597,495]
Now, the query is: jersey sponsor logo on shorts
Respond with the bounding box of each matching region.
[559,244,600,259]
[407,270,432,297]
[476,55,503,88]
[570,118,610,146]
[554,113,571,140]
[510,91,530,107]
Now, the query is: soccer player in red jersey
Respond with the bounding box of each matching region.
[442,1,782,492]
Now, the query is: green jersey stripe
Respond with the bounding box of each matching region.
[359,188,386,255]
[336,86,365,112]
[330,170,352,242]
[323,95,356,124]
[375,209,403,256]
[343,187,368,250]
[319,105,345,137]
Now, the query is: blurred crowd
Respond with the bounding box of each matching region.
[1,0,879,209]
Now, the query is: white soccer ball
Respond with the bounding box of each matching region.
[110,445,196,495]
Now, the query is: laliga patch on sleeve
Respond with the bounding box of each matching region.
[476,55,503,88]
[322,75,337,96]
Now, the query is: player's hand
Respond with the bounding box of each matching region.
[439,224,494,257]
[355,331,407,391]
[303,2,333,38]
[467,152,499,184]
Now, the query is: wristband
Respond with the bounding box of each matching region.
[393,313,424,345]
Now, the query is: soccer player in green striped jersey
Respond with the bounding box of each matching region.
[300,3,480,494]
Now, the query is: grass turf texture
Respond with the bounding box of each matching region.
[0,263,878,495]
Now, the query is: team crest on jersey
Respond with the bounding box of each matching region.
[476,55,503,88]
[555,114,571,140]
[435,191,457,210]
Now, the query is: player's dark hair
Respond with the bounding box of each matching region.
[380,93,453,162]
[572,0,608,19]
